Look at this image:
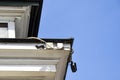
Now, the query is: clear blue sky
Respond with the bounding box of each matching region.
[38,0,120,80]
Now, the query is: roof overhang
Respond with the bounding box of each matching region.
[0,38,74,80]
[0,0,43,38]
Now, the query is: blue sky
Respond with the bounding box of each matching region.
[38,0,120,80]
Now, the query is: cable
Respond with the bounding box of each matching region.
[28,37,46,43]
[27,37,53,48]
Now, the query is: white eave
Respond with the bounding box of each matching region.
[0,38,73,80]
[0,49,70,80]
[0,6,31,38]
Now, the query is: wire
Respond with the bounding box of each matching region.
[28,37,45,43]
[27,37,53,48]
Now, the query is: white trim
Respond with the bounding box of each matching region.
[0,71,55,80]
[8,21,15,38]
[0,18,16,38]
[0,6,31,38]
[0,45,37,49]
[55,57,68,80]
[0,49,71,80]
[0,65,56,72]
[0,59,59,65]
[0,49,70,59]
[0,17,15,23]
